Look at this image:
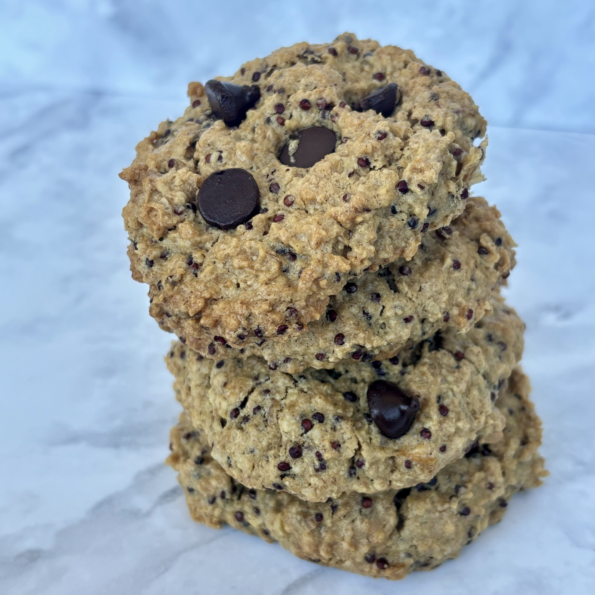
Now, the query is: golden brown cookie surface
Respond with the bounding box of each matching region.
[121,33,487,350]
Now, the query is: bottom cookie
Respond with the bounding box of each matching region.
[167,368,546,580]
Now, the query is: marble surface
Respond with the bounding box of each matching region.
[1,2,595,594]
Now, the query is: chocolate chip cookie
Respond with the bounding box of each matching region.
[167,368,546,580]
[166,294,522,501]
[195,196,515,372]
[122,33,487,353]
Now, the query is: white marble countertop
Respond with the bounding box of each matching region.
[1,2,594,593]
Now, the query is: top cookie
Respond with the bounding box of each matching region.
[122,33,487,349]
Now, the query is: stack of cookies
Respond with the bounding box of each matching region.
[121,34,546,580]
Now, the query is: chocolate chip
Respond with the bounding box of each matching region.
[345,282,358,294]
[357,156,370,168]
[269,182,280,194]
[331,441,340,450]
[373,72,386,81]
[205,80,261,127]
[399,265,412,276]
[192,99,201,108]
[315,353,325,361]
[274,103,285,114]
[289,444,302,459]
[408,217,418,229]
[358,83,400,117]
[367,380,420,439]
[312,412,325,423]
[478,246,490,255]
[376,558,389,570]
[279,127,336,168]
[405,460,412,469]
[361,497,373,508]
[365,554,376,564]
[334,333,345,345]
[168,159,175,168]
[230,408,240,419]
[371,292,381,302]
[420,428,432,439]
[443,313,450,322]
[252,72,261,82]
[420,116,434,127]
[314,512,324,522]
[376,131,387,140]
[389,356,399,365]
[466,309,474,320]
[461,188,469,199]
[439,404,449,416]
[460,506,471,516]
[276,116,285,126]
[439,444,447,452]
[403,315,414,323]
[299,99,311,110]
[277,324,288,335]
[419,66,431,75]
[453,259,461,270]
[234,511,244,522]
[283,195,294,206]
[277,462,291,472]
[273,214,284,223]
[328,47,337,56]
[397,180,409,194]
[197,169,260,230]
[454,351,465,361]
[327,309,338,322]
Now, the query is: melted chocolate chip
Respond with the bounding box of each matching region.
[367,380,420,439]
[197,169,260,230]
[279,127,336,168]
[205,80,260,127]
[358,83,400,117]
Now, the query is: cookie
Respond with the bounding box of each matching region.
[121,33,487,354]
[167,368,546,580]
[166,294,523,501]
[197,196,515,372]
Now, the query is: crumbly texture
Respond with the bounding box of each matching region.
[122,33,487,352]
[194,196,515,372]
[166,294,523,501]
[168,368,546,580]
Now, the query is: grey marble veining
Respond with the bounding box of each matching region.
[1,2,595,593]
[2,0,595,132]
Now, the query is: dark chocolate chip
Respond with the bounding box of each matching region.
[312,412,325,423]
[334,333,345,345]
[314,512,324,522]
[279,127,336,168]
[277,461,291,472]
[197,169,260,230]
[361,497,373,508]
[397,180,409,194]
[358,83,400,117]
[376,558,389,570]
[205,80,260,127]
[367,380,420,439]
[345,282,358,294]
[234,511,244,522]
